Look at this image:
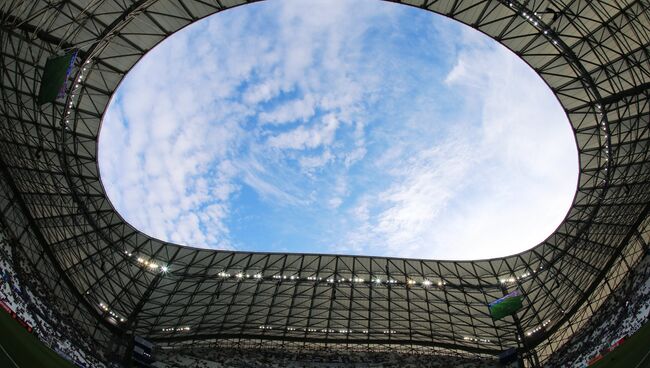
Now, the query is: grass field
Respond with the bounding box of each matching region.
[0,309,76,368]
[590,321,650,368]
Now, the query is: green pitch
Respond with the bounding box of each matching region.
[589,321,650,368]
[0,310,76,368]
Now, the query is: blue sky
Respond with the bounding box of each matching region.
[99,0,578,260]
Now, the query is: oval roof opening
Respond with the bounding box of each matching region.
[99,0,579,260]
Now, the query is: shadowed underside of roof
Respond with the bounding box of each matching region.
[0,0,648,366]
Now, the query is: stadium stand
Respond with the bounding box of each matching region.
[545,249,650,367]
[0,230,107,368]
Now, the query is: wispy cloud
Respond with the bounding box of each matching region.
[100,0,577,260]
[100,0,392,249]
[259,94,317,125]
[335,24,577,259]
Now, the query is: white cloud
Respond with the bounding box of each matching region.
[340,136,475,257]
[100,0,577,260]
[444,58,468,85]
[267,114,340,150]
[326,175,349,209]
[243,79,285,105]
[259,94,317,125]
[299,150,334,171]
[336,24,577,260]
[99,20,247,249]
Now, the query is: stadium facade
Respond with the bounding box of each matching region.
[0,1,648,366]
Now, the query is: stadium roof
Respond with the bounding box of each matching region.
[0,0,648,365]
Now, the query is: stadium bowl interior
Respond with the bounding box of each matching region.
[0,1,648,367]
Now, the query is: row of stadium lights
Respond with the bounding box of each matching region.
[506,2,565,52]
[121,250,469,290]
[99,302,125,323]
[215,271,448,289]
[125,249,544,290]
[525,319,552,337]
[124,252,430,287]
[160,325,402,336]
[258,326,397,335]
[124,250,169,273]
[499,266,543,284]
[63,59,91,130]
[92,251,167,324]
[463,336,492,344]
[598,105,610,186]
[161,327,190,332]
